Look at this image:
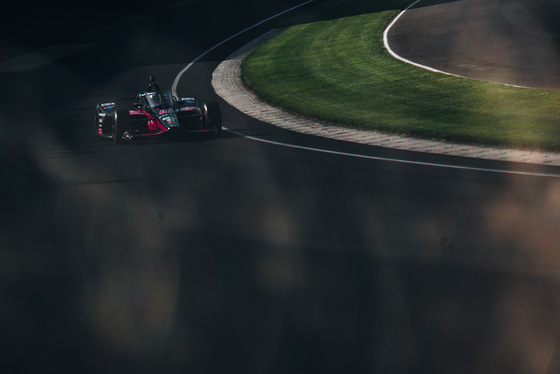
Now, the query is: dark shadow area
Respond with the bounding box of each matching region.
[3,1,560,374]
[277,0,414,26]
[511,0,560,42]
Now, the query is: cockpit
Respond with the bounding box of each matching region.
[144,90,174,109]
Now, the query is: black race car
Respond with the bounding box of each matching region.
[96,89,222,143]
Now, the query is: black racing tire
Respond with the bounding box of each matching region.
[207,101,222,138]
[113,106,130,144]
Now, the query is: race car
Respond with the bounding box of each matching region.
[95,89,222,143]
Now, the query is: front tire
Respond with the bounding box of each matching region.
[113,106,130,144]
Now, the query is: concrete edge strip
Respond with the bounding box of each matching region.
[211,29,560,167]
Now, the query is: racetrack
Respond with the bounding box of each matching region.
[387,0,560,88]
[2,1,560,373]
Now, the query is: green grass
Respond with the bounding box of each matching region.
[242,1,560,151]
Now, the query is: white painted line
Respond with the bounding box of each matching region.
[383,0,459,77]
[228,128,560,179]
[172,0,314,97]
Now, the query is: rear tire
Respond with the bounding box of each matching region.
[113,106,130,144]
[207,101,222,138]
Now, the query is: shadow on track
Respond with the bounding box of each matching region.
[3,1,560,374]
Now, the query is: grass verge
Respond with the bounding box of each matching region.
[242,0,560,151]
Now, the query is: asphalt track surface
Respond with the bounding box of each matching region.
[2,1,560,373]
[387,0,560,89]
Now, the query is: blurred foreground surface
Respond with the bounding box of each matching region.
[2,1,560,373]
